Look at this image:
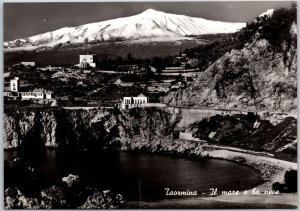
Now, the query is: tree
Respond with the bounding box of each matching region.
[272,182,284,192]
[127,52,133,63]
[284,170,297,192]
[184,63,192,69]
[116,56,123,65]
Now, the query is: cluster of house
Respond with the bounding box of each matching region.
[114,65,147,74]
[147,77,193,93]
[76,53,149,75]
[147,79,173,93]
[5,62,36,72]
[113,78,189,93]
[4,77,52,100]
[161,66,183,73]
[160,67,199,73]
[5,52,197,107]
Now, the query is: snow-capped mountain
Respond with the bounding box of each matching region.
[4,9,245,51]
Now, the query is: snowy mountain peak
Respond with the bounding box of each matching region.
[4,9,246,51]
[140,8,162,15]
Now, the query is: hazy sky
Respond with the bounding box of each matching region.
[4,1,295,41]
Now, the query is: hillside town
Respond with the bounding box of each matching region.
[4,52,197,108]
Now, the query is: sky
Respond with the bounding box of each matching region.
[4,1,295,41]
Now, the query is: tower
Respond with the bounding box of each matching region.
[10,77,19,92]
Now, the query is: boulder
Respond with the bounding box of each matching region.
[62,174,79,187]
[4,187,40,209]
[79,190,124,209]
[40,185,67,208]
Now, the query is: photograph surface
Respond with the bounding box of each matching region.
[3,1,297,209]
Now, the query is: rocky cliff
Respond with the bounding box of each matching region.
[5,106,296,161]
[188,113,297,161]
[4,107,181,149]
[163,7,297,114]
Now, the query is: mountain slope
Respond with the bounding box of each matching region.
[163,7,297,114]
[4,9,245,51]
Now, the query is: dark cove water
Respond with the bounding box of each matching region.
[4,150,260,202]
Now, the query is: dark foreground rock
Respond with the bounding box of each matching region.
[4,174,125,209]
[79,190,124,209]
[4,187,40,209]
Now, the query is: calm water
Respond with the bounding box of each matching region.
[4,150,260,202]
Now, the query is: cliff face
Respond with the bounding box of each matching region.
[188,114,297,161]
[4,107,182,149]
[164,9,297,114]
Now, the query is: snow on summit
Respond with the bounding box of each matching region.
[4,9,246,51]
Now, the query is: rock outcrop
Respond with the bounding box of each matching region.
[4,187,40,209]
[4,107,181,149]
[188,113,297,161]
[3,106,208,156]
[79,190,124,209]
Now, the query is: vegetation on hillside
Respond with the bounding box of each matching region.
[260,4,297,52]
[181,4,297,70]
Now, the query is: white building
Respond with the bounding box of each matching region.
[10,77,19,92]
[18,91,52,100]
[121,94,149,109]
[19,92,44,99]
[45,93,52,99]
[79,54,96,68]
[21,62,35,67]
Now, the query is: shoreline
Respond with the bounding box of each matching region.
[4,144,297,209]
[125,144,297,208]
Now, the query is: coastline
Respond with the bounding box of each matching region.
[4,140,297,209]
[127,145,297,208]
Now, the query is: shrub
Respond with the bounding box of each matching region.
[272,182,284,192]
